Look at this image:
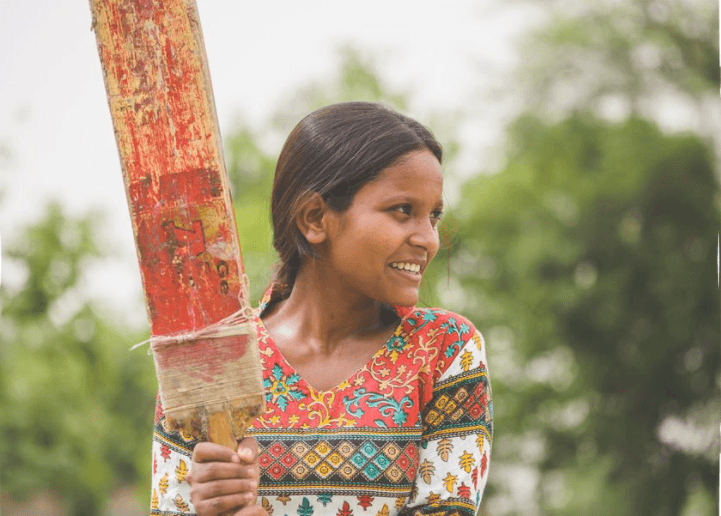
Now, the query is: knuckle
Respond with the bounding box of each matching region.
[192,442,209,458]
[191,464,209,482]
[199,462,217,480]
[206,482,223,499]
[210,496,228,513]
[193,500,209,516]
[239,464,258,478]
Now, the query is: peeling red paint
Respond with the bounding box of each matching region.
[91,0,263,443]
[91,0,246,336]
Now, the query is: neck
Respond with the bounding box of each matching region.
[269,260,391,354]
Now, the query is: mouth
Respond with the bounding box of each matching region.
[388,261,423,282]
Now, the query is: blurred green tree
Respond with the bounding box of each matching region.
[0,202,156,515]
[449,113,718,515]
[515,0,718,118]
[445,0,720,512]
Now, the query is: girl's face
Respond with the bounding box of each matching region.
[320,149,444,307]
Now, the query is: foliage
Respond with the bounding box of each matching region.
[448,113,719,515]
[449,1,720,514]
[268,47,410,133]
[514,0,719,116]
[0,202,156,515]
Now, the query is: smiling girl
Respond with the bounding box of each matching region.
[150,102,492,516]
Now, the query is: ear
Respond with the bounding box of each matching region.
[295,192,330,245]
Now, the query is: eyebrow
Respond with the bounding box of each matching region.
[382,195,444,209]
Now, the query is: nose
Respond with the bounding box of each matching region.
[408,217,439,254]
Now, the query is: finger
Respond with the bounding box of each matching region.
[193,491,255,516]
[189,462,259,483]
[232,502,266,516]
[193,442,241,464]
[236,437,259,464]
[193,477,258,500]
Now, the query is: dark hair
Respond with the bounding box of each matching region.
[270,101,443,294]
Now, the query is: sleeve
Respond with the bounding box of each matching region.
[401,321,493,516]
[149,394,200,515]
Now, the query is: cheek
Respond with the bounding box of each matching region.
[353,223,398,266]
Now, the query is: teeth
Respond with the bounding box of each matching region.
[390,262,421,273]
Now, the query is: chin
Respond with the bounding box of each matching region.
[385,289,420,307]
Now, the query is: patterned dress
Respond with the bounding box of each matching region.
[150,286,493,516]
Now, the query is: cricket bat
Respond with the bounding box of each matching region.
[89,0,264,449]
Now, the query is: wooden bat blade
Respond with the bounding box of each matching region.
[89,0,264,444]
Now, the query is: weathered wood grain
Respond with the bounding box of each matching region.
[90,0,264,445]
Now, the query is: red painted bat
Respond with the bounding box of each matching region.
[89,0,264,448]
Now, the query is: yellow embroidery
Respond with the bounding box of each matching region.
[419,459,435,484]
[472,332,482,351]
[300,390,356,428]
[443,472,458,493]
[437,438,453,461]
[375,503,390,516]
[175,459,188,483]
[460,350,474,372]
[459,451,475,473]
[261,496,274,515]
[158,473,169,495]
[174,494,189,512]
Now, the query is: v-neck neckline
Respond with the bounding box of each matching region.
[255,284,415,395]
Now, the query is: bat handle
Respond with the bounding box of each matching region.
[207,411,239,449]
[207,411,252,516]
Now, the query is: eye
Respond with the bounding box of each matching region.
[430,209,444,227]
[391,204,412,216]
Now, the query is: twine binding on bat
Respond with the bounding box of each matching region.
[130,273,256,353]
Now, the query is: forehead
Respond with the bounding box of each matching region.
[360,150,443,201]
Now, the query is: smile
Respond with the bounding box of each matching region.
[389,262,421,274]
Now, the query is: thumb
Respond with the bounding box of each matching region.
[236,436,259,463]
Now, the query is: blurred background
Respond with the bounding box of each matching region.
[0,0,718,515]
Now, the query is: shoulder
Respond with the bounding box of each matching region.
[399,306,476,330]
[399,307,486,381]
[406,308,493,443]
[401,306,481,348]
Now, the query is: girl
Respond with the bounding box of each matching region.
[151,102,492,516]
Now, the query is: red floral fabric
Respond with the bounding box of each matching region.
[150,286,492,516]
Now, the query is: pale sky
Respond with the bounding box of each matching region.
[0,0,539,321]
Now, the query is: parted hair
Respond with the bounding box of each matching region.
[270,101,443,294]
